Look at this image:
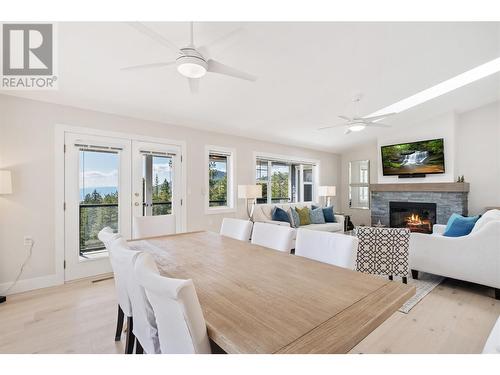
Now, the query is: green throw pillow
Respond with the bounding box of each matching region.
[295,206,311,226]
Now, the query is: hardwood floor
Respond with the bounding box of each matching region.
[0,277,499,354]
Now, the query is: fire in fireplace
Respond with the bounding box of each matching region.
[389,202,437,234]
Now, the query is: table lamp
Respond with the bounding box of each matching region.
[318,185,336,207]
[238,185,262,221]
[0,170,12,304]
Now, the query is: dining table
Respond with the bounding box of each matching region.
[129,230,415,354]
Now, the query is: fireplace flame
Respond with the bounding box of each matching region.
[407,214,421,224]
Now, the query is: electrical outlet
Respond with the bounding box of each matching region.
[24,236,33,246]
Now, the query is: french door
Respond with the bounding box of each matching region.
[64,132,183,281]
[131,141,182,233]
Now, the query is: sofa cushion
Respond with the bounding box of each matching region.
[310,207,326,224]
[471,209,500,233]
[301,223,342,232]
[312,205,336,222]
[296,206,311,226]
[288,207,300,228]
[322,206,336,223]
[271,207,290,224]
[443,213,480,237]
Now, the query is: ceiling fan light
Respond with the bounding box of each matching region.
[177,62,207,79]
[348,124,366,132]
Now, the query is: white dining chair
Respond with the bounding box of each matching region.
[133,214,176,239]
[295,228,359,269]
[134,252,212,354]
[98,227,133,351]
[109,238,161,354]
[251,222,295,253]
[220,218,253,241]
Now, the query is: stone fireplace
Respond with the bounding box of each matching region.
[370,182,469,229]
[389,201,436,233]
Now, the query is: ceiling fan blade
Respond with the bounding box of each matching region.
[362,112,396,122]
[338,115,352,121]
[188,78,199,94]
[344,128,352,135]
[199,27,244,53]
[126,22,182,55]
[317,123,346,130]
[368,122,392,128]
[207,59,257,81]
[121,61,176,71]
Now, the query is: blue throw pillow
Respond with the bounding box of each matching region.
[312,205,336,223]
[271,207,290,224]
[322,206,336,223]
[443,214,480,237]
[310,207,326,224]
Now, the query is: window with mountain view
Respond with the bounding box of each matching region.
[79,149,119,254]
[256,157,316,204]
[207,148,234,210]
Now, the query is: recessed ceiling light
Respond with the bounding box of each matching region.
[366,56,500,118]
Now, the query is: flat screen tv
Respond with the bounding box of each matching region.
[381,138,445,176]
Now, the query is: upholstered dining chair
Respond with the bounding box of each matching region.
[295,228,359,269]
[134,252,212,354]
[98,227,133,352]
[109,238,161,354]
[354,226,411,283]
[220,218,253,241]
[133,214,176,239]
[250,222,295,253]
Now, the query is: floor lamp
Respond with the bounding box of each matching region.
[318,185,336,207]
[0,170,13,304]
[238,185,262,221]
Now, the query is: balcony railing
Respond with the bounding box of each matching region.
[79,203,118,255]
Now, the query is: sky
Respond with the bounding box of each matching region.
[79,152,173,189]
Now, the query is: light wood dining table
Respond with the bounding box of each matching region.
[129,231,415,354]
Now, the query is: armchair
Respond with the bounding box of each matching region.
[409,212,500,299]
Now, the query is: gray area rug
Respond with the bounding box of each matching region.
[398,272,445,314]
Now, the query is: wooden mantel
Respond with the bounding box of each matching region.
[370,182,470,193]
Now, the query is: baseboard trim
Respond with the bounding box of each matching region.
[0,274,63,296]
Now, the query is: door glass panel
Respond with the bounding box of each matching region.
[142,154,173,216]
[79,150,119,255]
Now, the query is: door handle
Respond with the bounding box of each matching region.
[134,202,140,206]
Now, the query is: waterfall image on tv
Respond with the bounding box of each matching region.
[381,138,445,176]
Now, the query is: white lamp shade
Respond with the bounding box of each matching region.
[318,185,336,197]
[238,185,262,199]
[0,170,12,194]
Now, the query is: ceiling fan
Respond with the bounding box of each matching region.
[122,22,257,93]
[318,96,396,134]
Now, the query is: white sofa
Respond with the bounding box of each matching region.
[483,316,500,354]
[253,202,344,232]
[252,203,344,249]
[409,209,500,299]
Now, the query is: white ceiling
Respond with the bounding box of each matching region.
[5,22,500,152]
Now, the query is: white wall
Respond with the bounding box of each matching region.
[456,101,500,215]
[340,100,500,224]
[0,94,340,291]
[377,112,457,184]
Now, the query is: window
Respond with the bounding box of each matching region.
[206,146,235,213]
[256,156,317,204]
[349,160,370,209]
